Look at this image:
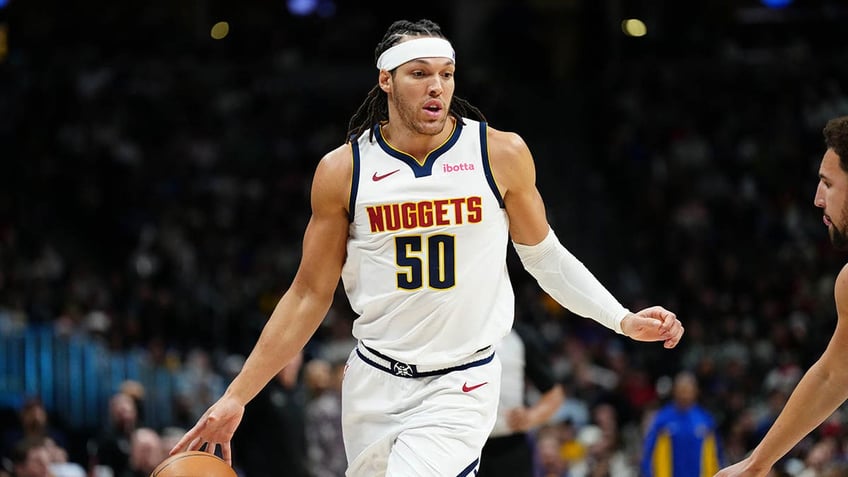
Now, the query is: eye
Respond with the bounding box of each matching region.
[411,70,425,77]
[442,71,454,79]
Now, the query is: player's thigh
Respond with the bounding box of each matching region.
[386,360,502,476]
[388,426,484,477]
[341,351,408,466]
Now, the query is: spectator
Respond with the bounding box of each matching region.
[569,424,635,477]
[641,371,723,476]
[303,359,346,477]
[10,438,51,477]
[89,393,139,476]
[234,352,307,477]
[1,397,67,461]
[43,437,86,477]
[121,428,164,477]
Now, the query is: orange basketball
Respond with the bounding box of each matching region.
[150,451,237,477]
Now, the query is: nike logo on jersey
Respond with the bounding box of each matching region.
[462,381,488,393]
[372,169,400,181]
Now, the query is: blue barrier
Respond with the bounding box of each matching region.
[0,324,179,430]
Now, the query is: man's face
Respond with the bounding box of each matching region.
[21,403,47,431]
[814,149,848,249]
[382,57,455,136]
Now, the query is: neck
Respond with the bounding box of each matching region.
[380,116,455,161]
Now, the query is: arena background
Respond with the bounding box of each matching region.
[2,0,848,475]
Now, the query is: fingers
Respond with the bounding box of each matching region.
[641,306,679,333]
[221,442,233,466]
[635,305,683,348]
[189,436,203,451]
[663,319,684,348]
[170,424,203,456]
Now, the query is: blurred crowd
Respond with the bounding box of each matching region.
[4,2,848,476]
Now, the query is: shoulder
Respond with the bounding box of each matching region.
[314,143,353,184]
[834,262,848,311]
[484,125,535,189]
[835,262,848,286]
[318,143,354,173]
[485,125,531,161]
[311,143,354,208]
[834,263,848,297]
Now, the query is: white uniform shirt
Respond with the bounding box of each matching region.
[342,118,513,365]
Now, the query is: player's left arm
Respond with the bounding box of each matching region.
[488,126,682,346]
[719,264,848,476]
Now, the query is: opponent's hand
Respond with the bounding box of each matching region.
[169,394,245,466]
[620,305,683,348]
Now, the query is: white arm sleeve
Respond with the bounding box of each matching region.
[512,227,630,334]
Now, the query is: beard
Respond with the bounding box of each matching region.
[830,224,848,250]
[829,202,848,250]
[390,93,450,136]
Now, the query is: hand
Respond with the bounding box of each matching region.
[506,407,532,433]
[713,458,769,477]
[620,305,683,348]
[169,394,245,466]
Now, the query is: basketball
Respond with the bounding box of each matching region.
[150,451,237,477]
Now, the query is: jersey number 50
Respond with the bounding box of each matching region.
[395,234,456,290]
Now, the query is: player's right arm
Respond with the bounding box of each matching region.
[170,143,353,465]
[715,263,848,477]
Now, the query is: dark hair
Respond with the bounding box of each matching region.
[10,437,46,465]
[345,19,486,142]
[824,116,848,172]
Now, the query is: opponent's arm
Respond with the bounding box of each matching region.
[716,264,848,476]
[170,144,352,464]
[488,127,681,345]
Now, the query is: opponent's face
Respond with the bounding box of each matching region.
[380,57,455,136]
[814,148,848,249]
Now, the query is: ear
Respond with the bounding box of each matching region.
[378,70,392,94]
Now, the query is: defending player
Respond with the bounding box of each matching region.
[715,117,848,476]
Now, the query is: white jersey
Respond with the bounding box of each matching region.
[342,118,514,365]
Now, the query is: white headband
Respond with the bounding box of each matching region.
[376,37,455,71]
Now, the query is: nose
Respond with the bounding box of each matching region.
[428,77,443,96]
[814,183,826,208]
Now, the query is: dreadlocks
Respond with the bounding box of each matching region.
[345,19,486,142]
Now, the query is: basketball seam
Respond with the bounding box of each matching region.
[152,452,227,477]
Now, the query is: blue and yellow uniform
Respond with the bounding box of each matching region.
[641,403,723,477]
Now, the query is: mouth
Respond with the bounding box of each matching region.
[423,100,443,118]
[824,214,833,227]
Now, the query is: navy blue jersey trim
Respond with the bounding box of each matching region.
[479,122,504,208]
[356,345,494,379]
[457,458,480,477]
[348,140,361,222]
[373,120,464,178]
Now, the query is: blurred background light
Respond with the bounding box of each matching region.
[211,21,229,40]
[287,0,318,16]
[621,18,648,37]
[761,0,793,8]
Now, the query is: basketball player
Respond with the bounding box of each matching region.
[715,118,848,476]
[170,18,684,476]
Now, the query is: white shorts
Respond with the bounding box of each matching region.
[342,344,501,477]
